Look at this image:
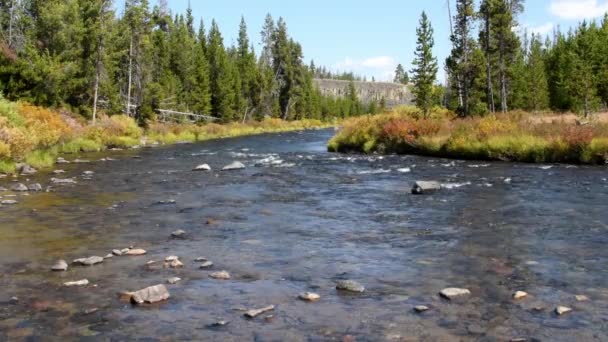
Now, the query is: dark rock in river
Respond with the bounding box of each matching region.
[17,163,37,175]
[51,259,68,271]
[130,284,170,304]
[28,183,42,192]
[336,280,365,293]
[222,161,246,171]
[11,183,28,192]
[412,181,442,195]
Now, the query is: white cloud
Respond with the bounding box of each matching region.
[550,0,608,20]
[518,22,555,36]
[333,56,397,81]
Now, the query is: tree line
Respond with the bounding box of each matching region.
[409,0,608,118]
[0,0,374,123]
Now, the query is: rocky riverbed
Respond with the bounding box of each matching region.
[0,129,607,341]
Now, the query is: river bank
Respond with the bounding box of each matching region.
[0,98,335,174]
[328,107,608,164]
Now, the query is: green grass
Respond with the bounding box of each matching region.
[0,160,16,174]
[60,138,103,153]
[24,149,59,169]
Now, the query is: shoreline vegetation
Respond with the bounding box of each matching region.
[328,106,608,165]
[0,97,335,175]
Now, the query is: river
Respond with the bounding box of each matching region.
[1,129,607,341]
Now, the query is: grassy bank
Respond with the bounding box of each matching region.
[328,106,608,164]
[0,97,335,174]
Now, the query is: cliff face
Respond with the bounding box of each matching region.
[313,79,414,107]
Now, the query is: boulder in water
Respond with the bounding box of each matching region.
[73,256,104,266]
[64,279,89,287]
[51,260,68,271]
[244,305,275,318]
[222,161,246,171]
[555,306,572,315]
[125,249,147,256]
[440,288,471,300]
[28,183,42,192]
[129,284,170,305]
[298,292,321,302]
[209,271,230,280]
[167,277,182,285]
[412,181,442,195]
[171,229,186,238]
[11,183,28,192]
[513,291,528,300]
[199,261,214,269]
[193,164,211,171]
[1,200,17,205]
[51,178,77,185]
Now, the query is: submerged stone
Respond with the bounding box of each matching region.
[199,261,214,269]
[28,183,42,192]
[73,256,104,266]
[513,291,528,300]
[171,230,186,238]
[11,183,28,192]
[298,292,321,302]
[244,305,275,318]
[64,279,89,287]
[209,271,231,280]
[125,249,147,256]
[1,200,17,205]
[575,295,590,302]
[555,306,572,315]
[167,277,181,285]
[414,305,430,313]
[336,280,365,293]
[193,164,211,171]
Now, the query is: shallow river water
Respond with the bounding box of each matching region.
[1,129,608,341]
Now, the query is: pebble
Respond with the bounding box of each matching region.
[575,295,590,302]
[336,280,365,293]
[555,306,572,315]
[125,249,147,256]
[84,308,99,315]
[209,271,231,280]
[244,305,275,318]
[440,288,471,300]
[414,305,429,313]
[298,292,321,302]
[64,279,89,287]
[171,229,186,238]
[51,260,68,272]
[513,291,528,300]
[199,261,214,269]
[167,277,182,285]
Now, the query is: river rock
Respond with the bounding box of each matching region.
[64,279,89,287]
[414,305,430,313]
[167,277,181,285]
[412,181,442,194]
[298,292,321,302]
[165,259,184,268]
[9,296,19,305]
[195,257,208,262]
[575,295,590,302]
[222,161,246,171]
[165,256,179,262]
[209,271,231,280]
[130,284,170,305]
[82,171,94,176]
[11,183,28,192]
[193,164,211,171]
[51,178,77,185]
[51,259,68,271]
[199,261,214,269]
[208,320,230,327]
[1,200,17,205]
[336,280,365,293]
[555,306,572,315]
[56,157,69,164]
[171,229,186,238]
[440,288,471,300]
[53,170,65,174]
[104,254,113,259]
[73,256,104,266]
[513,291,528,300]
[125,249,147,256]
[17,163,37,175]
[112,249,123,256]
[28,183,42,192]
[244,305,275,318]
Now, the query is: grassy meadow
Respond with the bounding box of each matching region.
[328,106,608,165]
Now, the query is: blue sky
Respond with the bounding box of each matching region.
[116,0,608,82]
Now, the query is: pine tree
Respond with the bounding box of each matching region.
[394,64,409,84]
[525,34,549,111]
[207,20,236,121]
[411,11,438,117]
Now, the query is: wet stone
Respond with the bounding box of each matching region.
[195,257,208,262]
[1,200,17,205]
[199,261,214,269]
[208,320,230,328]
[28,183,42,192]
[244,305,275,318]
[84,308,99,315]
[9,296,19,304]
[130,284,170,305]
[336,280,365,293]
[157,199,176,205]
[440,288,471,300]
[298,292,321,302]
[167,277,181,285]
[11,183,28,192]
[575,295,590,302]
[73,256,104,266]
[412,181,442,195]
[514,291,528,300]
[414,305,429,313]
[209,271,230,280]
[51,178,77,185]
[165,259,184,269]
[64,279,89,287]
[165,256,179,262]
[222,161,246,171]
[112,249,123,256]
[125,249,147,256]
[104,254,113,259]
[171,230,186,238]
[53,170,65,174]
[555,306,572,315]
[193,164,211,171]
[51,259,68,271]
